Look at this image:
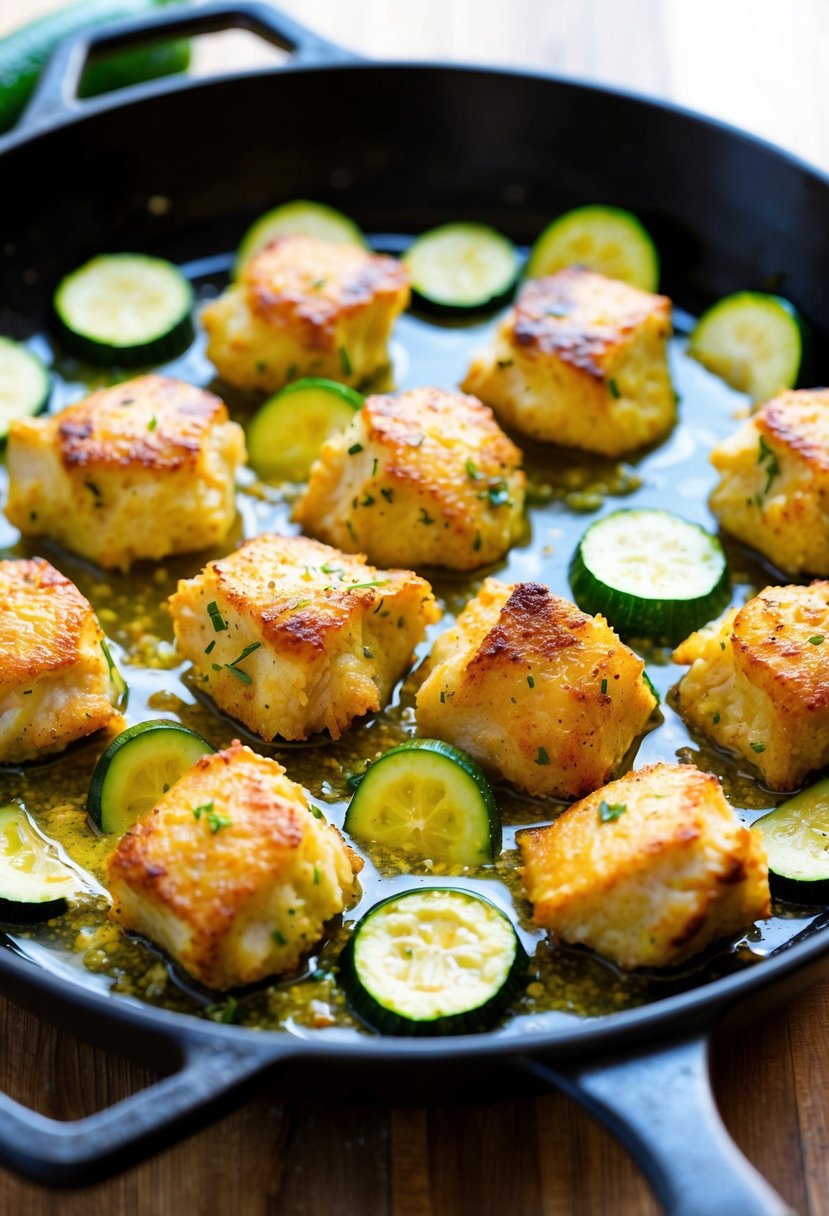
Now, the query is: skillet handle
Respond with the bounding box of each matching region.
[18,0,360,134]
[0,1029,292,1186]
[522,1033,794,1216]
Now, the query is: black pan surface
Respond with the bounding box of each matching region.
[0,4,827,1210]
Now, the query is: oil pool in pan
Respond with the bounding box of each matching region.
[0,238,821,1038]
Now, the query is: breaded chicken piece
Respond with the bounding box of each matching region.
[168,533,439,742]
[0,557,122,762]
[293,386,526,570]
[673,582,829,790]
[519,763,770,969]
[461,267,675,457]
[5,375,245,572]
[108,740,361,990]
[709,388,829,576]
[202,235,410,393]
[415,579,657,799]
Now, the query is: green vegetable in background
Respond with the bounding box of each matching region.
[0,0,190,134]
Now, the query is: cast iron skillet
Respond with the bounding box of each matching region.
[1,3,829,1209]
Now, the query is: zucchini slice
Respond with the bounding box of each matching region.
[339,887,526,1035]
[88,719,214,836]
[754,779,829,904]
[526,204,659,291]
[569,508,730,644]
[0,801,83,923]
[54,253,194,367]
[247,377,363,482]
[402,223,519,312]
[688,291,804,404]
[233,200,366,277]
[343,738,501,867]
[0,337,51,439]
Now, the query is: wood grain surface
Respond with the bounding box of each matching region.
[0,1,828,1212]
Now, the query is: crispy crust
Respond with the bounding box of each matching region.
[244,235,410,351]
[54,374,229,472]
[0,557,97,685]
[510,268,671,378]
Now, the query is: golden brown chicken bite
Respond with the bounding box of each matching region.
[5,374,245,571]
[415,578,657,799]
[293,386,526,570]
[202,235,410,393]
[168,533,439,742]
[673,582,829,790]
[519,762,770,969]
[709,388,829,576]
[461,267,675,457]
[107,739,361,990]
[0,557,122,762]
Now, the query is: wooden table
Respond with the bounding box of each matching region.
[1,1,829,1211]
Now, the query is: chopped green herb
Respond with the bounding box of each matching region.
[22,689,32,696]
[339,347,352,376]
[496,357,515,368]
[255,360,267,373]
[757,434,780,497]
[608,379,621,399]
[204,640,216,656]
[345,520,357,541]
[346,579,388,591]
[473,531,482,552]
[372,598,385,615]
[348,442,363,455]
[372,458,379,475]
[360,493,375,507]
[228,642,261,668]
[420,508,435,526]
[346,771,364,791]
[720,641,726,651]
[147,415,157,432]
[712,712,721,724]
[205,997,238,1024]
[380,487,394,502]
[271,929,288,945]
[320,561,344,576]
[487,480,512,508]
[535,747,550,766]
[527,675,535,689]
[211,662,222,672]
[313,864,322,884]
[192,801,214,821]
[207,601,228,632]
[225,665,252,685]
[465,459,481,481]
[439,690,446,703]
[598,800,626,823]
[84,480,102,498]
[363,646,374,658]
[600,678,608,695]
[750,741,766,753]
[809,636,825,645]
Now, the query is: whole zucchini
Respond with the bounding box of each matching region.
[0,0,189,134]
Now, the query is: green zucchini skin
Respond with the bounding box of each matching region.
[339,887,527,1036]
[0,894,67,924]
[0,0,188,135]
[768,871,829,905]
